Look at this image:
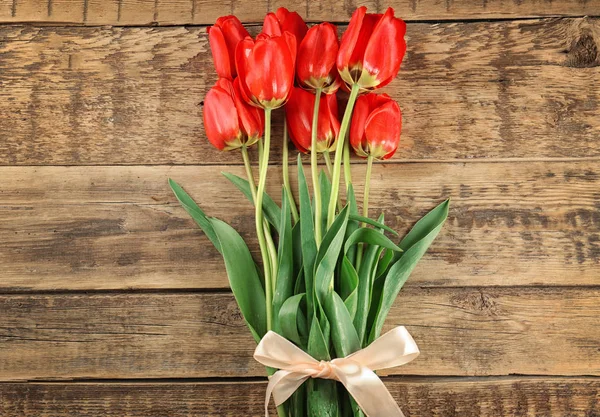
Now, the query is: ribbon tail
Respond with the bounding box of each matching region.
[264,370,310,417]
[336,364,405,417]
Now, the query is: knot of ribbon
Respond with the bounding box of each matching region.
[253,326,420,417]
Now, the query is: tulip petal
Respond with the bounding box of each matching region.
[297,23,338,88]
[283,31,297,68]
[337,6,366,74]
[204,83,241,150]
[219,16,250,77]
[235,37,259,106]
[364,100,402,160]
[263,12,282,36]
[285,87,312,153]
[363,8,407,86]
[349,94,371,156]
[323,93,340,150]
[246,35,295,108]
[215,77,235,95]
[279,9,308,44]
[233,78,265,141]
[208,26,233,79]
[349,13,382,69]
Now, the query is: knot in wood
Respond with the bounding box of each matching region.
[565,34,599,68]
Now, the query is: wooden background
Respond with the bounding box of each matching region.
[0,0,599,415]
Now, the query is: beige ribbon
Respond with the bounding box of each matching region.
[254,326,419,417]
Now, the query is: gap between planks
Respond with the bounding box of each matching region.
[1,285,600,296]
[0,14,598,28]
[7,374,600,384]
[4,156,600,168]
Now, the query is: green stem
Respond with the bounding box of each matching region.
[241,145,257,202]
[324,150,343,212]
[251,140,286,417]
[257,109,273,331]
[327,83,360,228]
[363,155,373,220]
[242,144,278,292]
[311,88,323,247]
[324,151,333,178]
[355,155,373,271]
[343,132,353,191]
[266,222,278,289]
[282,120,299,223]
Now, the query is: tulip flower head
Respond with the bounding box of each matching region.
[350,93,401,160]
[262,7,308,46]
[207,15,250,80]
[235,33,297,109]
[203,78,265,151]
[296,22,340,94]
[285,87,340,153]
[337,7,407,90]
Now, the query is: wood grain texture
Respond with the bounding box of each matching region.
[2,161,599,291]
[0,0,598,25]
[0,288,598,380]
[0,378,598,416]
[0,18,599,165]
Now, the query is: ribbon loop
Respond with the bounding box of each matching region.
[254,326,419,417]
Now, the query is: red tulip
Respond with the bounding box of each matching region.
[262,7,308,46]
[207,15,250,80]
[337,7,407,90]
[350,93,401,160]
[285,87,340,153]
[203,78,264,151]
[235,33,297,109]
[296,23,340,93]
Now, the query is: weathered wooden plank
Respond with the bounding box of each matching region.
[0,288,598,379]
[0,0,597,25]
[0,18,598,165]
[0,378,598,416]
[1,161,598,290]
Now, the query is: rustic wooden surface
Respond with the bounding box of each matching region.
[0,0,599,415]
[0,18,599,165]
[0,289,599,379]
[0,0,598,24]
[1,378,598,416]
[1,161,599,290]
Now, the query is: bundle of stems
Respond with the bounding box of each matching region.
[170,87,449,416]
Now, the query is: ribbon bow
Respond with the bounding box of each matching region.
[254,326,419,417]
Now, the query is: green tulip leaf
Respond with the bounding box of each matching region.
[168,178,221,253]
[292,222,303,280]
[344,227,403,255]
[308,311,330,361]
[273,191,294,333]
[209,217,267,343]
[324,290,361,358]
[353,213,386,345]
[314,205,349,301]
[345,184,359,265]
[298,155,317,321]
[348,214,399,236]
[340,256,359,319]
[399,199,450,251]
[340,255,358,300]
[319,170,332,234]
[294,266,306,295]
[222,172,282,234]
[368,199,450,344]
[375,249,394,280]
[279,293,307,347]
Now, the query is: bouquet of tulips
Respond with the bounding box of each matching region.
[169,6,449,417]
